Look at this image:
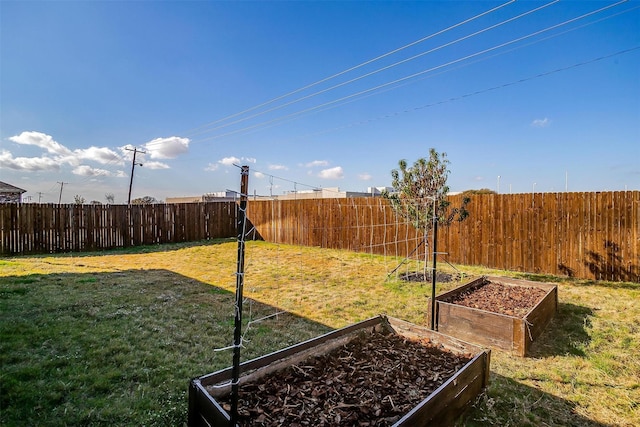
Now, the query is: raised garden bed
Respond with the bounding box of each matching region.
[429,276,558,357]
[189,315,490,426]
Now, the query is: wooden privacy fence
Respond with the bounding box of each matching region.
[246,192,639,282]
[0,202,236,255]
[2,192,638,282]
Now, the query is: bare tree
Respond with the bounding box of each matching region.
[105,193,115,204]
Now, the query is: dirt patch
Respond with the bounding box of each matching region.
[399,271,458,283]
[445,281,547,317]
[219,331,472,426]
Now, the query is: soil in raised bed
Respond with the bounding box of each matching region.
[216,330,472,426]
[445,281,547,317]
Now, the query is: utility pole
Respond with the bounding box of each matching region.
[38,192,44,203]
[126,147,145,205]
[57,182,68,204]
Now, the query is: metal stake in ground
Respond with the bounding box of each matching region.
[230,165,249,427]
[430,218,438,331]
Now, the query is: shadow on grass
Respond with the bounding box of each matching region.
[0,268,331,427]
[461,373,613,427]
[4,238,237,259]
[516,271,639,291]
[528,302,594,358]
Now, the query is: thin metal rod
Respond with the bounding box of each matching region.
[230,165,249,427]
[386,239,425,278]
[430,201,438,331]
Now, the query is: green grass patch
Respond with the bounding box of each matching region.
[1,240,639,426]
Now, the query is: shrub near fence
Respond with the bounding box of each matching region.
[0,202,237,255]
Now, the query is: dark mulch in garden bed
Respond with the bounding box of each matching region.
[445,281,547,317]
[218,331,472,426]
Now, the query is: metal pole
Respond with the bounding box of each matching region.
[127,148,138,205]
[230,165,249,427]
[430,198,438,331]
[57,182,64,204]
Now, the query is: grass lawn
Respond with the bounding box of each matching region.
[1,239,638,426]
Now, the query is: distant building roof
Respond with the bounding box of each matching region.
[0,181,26,194]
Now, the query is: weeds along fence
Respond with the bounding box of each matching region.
[0,202,236,255]
[247,191,639,282]
[1,192,638,282]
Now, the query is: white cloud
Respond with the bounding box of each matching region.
[219,156,240,166]
[243,157,256,164]
[318,166,344,180]
[269,164,288,171]
[531,118,551,128]
[306,160,329,168]
[72,165,113,177]
[254,171,265,179]
[5,131,180,180]
[0,150,60,171]
[141,161,170,170]
[75,146,121,165]
[205,163,219,171]
[9,131,72,156]
[143,136,190,159]
[358,173,372,181]
[8,131,126,171]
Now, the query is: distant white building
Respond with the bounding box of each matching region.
[367,186,395,196]
[166,186,397,203]
[166,191,240,204]
[275,187,389,200]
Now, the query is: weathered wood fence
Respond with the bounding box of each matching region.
[0,202,236,255]
[1,192,638,282]
[246,192,639,282]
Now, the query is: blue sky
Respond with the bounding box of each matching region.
[1,0,638,203]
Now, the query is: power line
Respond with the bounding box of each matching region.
[181,0,517,137]
[186,0,632,145]
[280,4,640,140]
[184,0,559,140]
[295,46,640,139]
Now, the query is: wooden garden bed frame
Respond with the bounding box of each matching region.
[431,276,558,357]
[188,315,490,427]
